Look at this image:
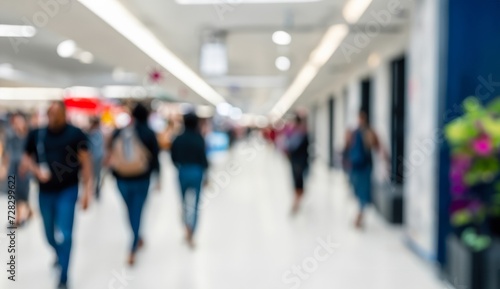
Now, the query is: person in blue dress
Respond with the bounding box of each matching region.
[349,110,387,228]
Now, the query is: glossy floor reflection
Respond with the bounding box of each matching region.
[0,138,446,289]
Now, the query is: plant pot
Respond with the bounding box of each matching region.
[446,234,489,289]
[485,239,500,289]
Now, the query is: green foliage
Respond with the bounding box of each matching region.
[461,228,491,252]
[464,157,500,185]
[446,96,500,233]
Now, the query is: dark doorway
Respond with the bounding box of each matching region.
[391,56,406,185]
[328,97,335,168]
[361,78,372,124]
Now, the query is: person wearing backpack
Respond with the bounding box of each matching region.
[170,113,208,248]
[349,110,387,229]
[107,103,160,265]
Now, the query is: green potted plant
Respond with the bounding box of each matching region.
[445,96,500,289]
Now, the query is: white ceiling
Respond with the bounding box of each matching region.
[0,0,412,113]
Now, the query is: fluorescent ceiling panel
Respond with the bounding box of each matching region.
[0,88,64,100]
[78,0,226,105]
[0,25,37,37]
[200,42,228,76]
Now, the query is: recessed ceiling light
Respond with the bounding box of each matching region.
[275,56,291,71]
[0,25,37,38]
[196,105,215,118]
[216,102,232,116]
[57,40,77,58]
[368,53,381,68]
[230,107,243,120]
[79,51,94,64]
[272,31,292,46]
[0,63,13,71]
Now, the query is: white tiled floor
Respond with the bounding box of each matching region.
[0,137,447,289]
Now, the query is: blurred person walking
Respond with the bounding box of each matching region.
[348,110,387,229]
[4,112,33,226]
[342,130,354,185]
[287,114,310,214]
[170,113,208,248]
[107,103,160,265]
[20,101,94,289]
[88,117,105,200]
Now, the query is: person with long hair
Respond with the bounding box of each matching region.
[349,110,387,228]
[107,103,160,265]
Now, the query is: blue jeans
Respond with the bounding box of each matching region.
[39,185,79,284]
[178,165,204,233]
[351,166,373,210]
[116,178,150,252]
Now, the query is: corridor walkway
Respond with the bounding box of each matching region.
[0,137,446,289]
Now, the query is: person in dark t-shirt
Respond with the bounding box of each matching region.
[20,101,94,289]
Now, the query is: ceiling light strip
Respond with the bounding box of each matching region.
[0,25,37,38]
[78,0,226,105]
[343,0,374,24]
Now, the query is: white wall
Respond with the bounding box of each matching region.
[313,102,330,163]
[334,92,347,152]
[346,79,361,130]
[404,0,441,260]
